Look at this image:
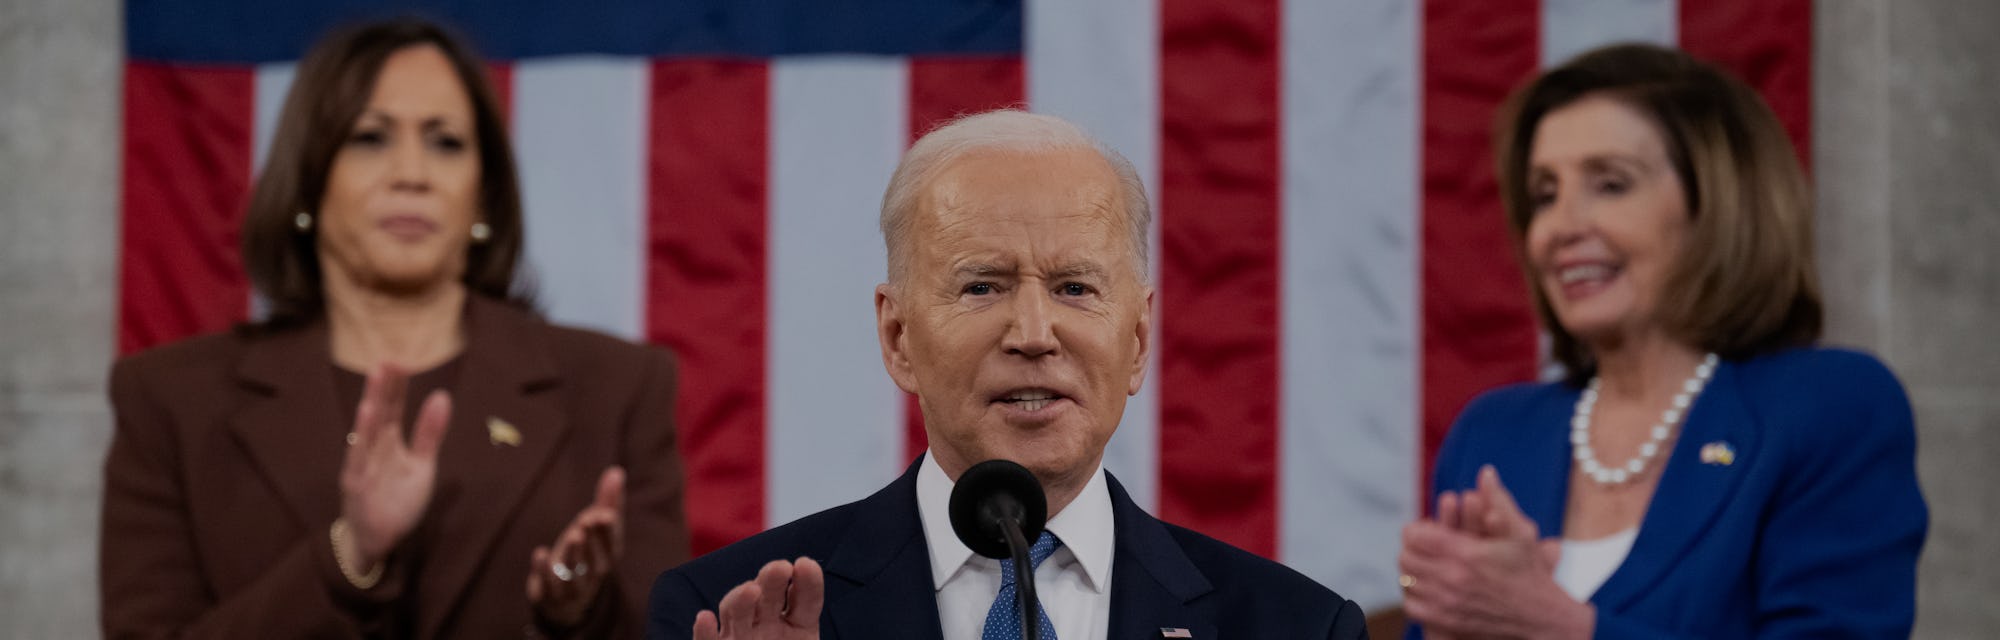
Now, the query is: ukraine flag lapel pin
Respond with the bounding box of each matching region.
[1699,441,1735,466]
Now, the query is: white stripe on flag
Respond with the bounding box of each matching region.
[1025,0,1163,511]
[252,63,296,176]
[512,57,650,340]
[1280,0,1420,611]
[250,62,298,320]
[767,56,910,525]
[1539,0,1677,382]
[1542,0,1678,66]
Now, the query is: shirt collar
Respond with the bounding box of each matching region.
[916,451,1115,594]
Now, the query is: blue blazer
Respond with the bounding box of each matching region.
[1419,347,1926,639]
[649,459,1367,639]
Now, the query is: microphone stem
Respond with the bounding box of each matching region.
[1001,518,1040,640]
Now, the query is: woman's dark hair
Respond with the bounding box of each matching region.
[241,17,529,328]
[1495,43,1822,385]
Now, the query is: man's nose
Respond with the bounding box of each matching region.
[1001,288,1059,358]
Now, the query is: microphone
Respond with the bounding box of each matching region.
[949,459,1049,640]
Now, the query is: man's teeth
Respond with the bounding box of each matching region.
[1004,392,1058,411]
[1558,264,1615,285]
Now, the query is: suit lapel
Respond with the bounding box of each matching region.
[229,322,347,530]
[1591,359,1761,610]
[418,298,570,638]
[814,467,1224,639]
[1105,474,1216,640]
[823,461,946,640]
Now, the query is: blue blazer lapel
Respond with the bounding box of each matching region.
[1591,359,1762,610]
[1105,474,1217,640]
[823,460,946,640]
[1514,388,1584,539]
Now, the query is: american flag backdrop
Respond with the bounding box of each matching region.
[119,0,1810,611]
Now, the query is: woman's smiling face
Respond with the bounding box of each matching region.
[1524,93,1692,346]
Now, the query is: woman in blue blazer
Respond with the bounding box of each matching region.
[1396,44,1927,639]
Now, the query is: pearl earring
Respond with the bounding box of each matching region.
[293,211,313,232]
[470,221,491,243]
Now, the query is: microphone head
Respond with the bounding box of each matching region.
[947,459,1049,560]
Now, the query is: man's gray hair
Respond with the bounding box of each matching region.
[879,109,1152,282]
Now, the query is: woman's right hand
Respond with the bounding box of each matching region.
[337,364,453,568]
[1399,466,1589,640]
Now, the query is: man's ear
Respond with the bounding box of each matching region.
[876,283,920,394]
[1128,286,1154,396]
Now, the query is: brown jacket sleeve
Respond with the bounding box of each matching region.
[555,345,690,639]
[529,344,690,639]
[100,355,405,639]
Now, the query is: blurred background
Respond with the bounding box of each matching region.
[3,0,1994,636]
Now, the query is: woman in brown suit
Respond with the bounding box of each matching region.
[101,19,688,638]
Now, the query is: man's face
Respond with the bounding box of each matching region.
[876,146,1152,495]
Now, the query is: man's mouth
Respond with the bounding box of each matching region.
[994,388,1066,413]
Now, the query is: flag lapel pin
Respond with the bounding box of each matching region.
[1160,628,1193,638]
[487,417,522,447]
[1699,441,1735,466]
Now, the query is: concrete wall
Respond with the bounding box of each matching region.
[1818,0,2000,635]
[1,0,1993,636]
[0,0,121,635]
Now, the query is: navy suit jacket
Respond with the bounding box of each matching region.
[649,460,1367,639]
[1418,347,1926,639]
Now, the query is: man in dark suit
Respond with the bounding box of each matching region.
[647,109,1367,640]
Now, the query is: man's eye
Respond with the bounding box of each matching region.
[1059,283,1090,296]
[965,283,996,296]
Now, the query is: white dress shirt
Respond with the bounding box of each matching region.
[917,452,1114,640]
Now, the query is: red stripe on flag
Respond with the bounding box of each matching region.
[1158,0,1282,557]
[485,62,513,122]
[1420,0,1542,507]
[908,57,1026,136]
[646,60,771,556]
[902,56,1027,465]
[903,393,926,467]
[119,63,255,355]
[1678,0,1812,168]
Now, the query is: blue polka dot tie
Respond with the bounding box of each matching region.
[981,530,1062,640]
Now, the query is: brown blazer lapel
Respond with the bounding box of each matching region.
[418,298,570,638]
[228,322,347,531]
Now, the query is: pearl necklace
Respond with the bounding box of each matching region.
[1571,353,1719,486]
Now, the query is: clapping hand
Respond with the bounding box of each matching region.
[337,364,453,572]
[529,466,628,626]
[693,558,825,640]
[1398,465,1590,640]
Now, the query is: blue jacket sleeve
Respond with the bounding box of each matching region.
[1747,354,1926,638]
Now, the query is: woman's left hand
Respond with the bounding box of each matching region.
[528,466,626,628]
[1398,465,1592,640]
